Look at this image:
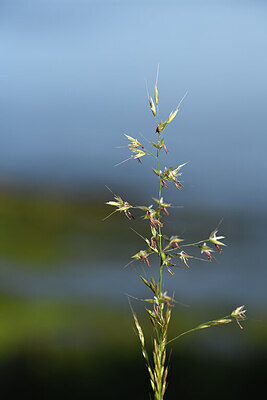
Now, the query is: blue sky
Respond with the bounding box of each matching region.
[0,0,267,208]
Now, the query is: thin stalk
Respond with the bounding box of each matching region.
[167,327,198,345]
[144,149,158,159]
[181,239,208,247]
[156,147,164,295]
[153,106,165,296]
[167,314,231,345]
[154,106,167,400]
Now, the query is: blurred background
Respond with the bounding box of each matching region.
[0,0,266,398]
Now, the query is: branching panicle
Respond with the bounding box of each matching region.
[105,71,246,400]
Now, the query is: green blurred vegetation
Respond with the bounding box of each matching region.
[0,190,138,266]
[0,189,252,266]
[0,189,265,399]
[0,294,265,399]
[0,294,265,357]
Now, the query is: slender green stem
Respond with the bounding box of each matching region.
[156,147,164,295]
[152,103,165,296]
[167,314,231,345]
[166,328,197,345]
[151,104,168,400]
[144,149,157,159]
[181,239,208,247]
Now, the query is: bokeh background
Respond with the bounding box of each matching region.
[0,0,266,398]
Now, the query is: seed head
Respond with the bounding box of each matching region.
[149,97,156,116]
[166,108,178,124]
[231,305,247,329]
[209,229,226,247]
[154,85,159,106]
[199,243,214,260]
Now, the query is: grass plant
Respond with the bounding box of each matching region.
[105,70,246,400]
